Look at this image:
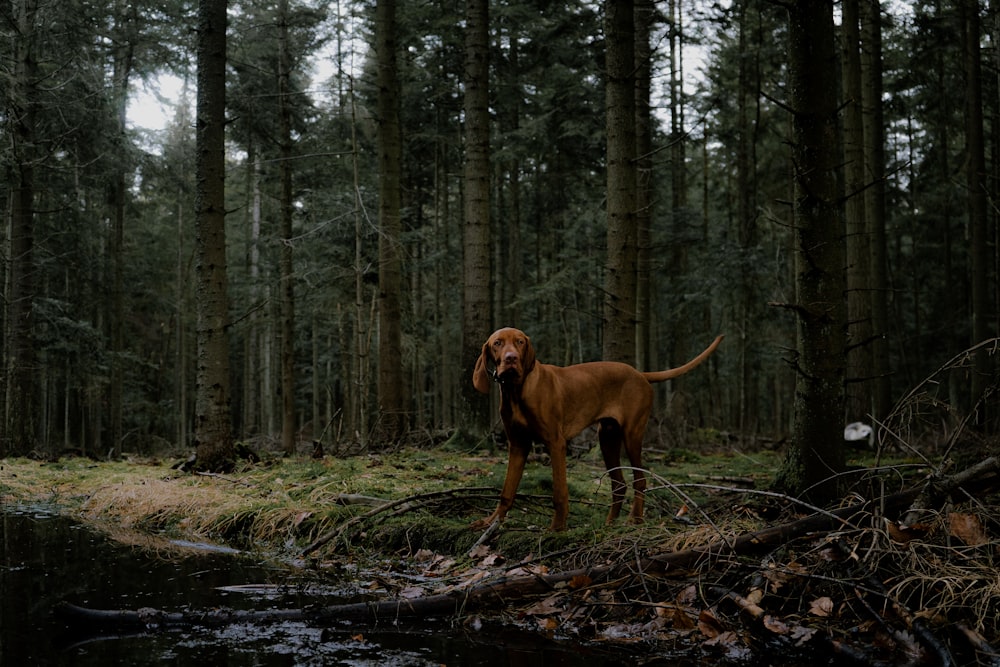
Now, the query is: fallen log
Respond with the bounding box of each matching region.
[59,457,1000,633]
[899,456,999,527]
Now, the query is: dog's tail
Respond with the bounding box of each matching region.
[643,335,723,383]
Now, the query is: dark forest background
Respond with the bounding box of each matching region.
[1,0,996,471]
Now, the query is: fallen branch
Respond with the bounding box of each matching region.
[686,473,756,487]
[330,493,387,506]
[468,517,502,555]
[832,538,955,667]
[900,457,999,528]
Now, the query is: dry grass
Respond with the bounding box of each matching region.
[0,457,365,552]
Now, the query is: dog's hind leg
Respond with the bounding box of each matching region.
[598,418,627,524]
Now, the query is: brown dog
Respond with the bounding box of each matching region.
[471,327,723,531]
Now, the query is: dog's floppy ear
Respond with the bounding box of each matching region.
[472,341,493,394]
[522,334,536,375]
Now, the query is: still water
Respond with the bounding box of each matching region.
[0,505,640,666]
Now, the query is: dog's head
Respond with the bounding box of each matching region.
[472,327,536,393]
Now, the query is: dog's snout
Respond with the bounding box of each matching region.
[503,350,518,364]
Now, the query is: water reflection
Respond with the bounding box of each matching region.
[1,505,636,666]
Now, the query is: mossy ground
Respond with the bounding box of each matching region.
[0,443,792,560]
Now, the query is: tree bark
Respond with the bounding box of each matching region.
[736,2,762,438]
[4,0,40,457]
[667,0,690,381]
[634,0,653,372]
[460,0,492,433]
[604,0,638,365]
[842,0,873,426]
[376,0,406,440]
[108,0,137,459]
[278,0,297,456]
[193,0,235,471]
[963,0,991,410]
[773,0,846,502]
[860,0,891,420]
[244,146,263,439]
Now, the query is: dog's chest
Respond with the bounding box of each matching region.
[500,393,557,440]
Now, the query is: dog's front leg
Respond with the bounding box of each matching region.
[470,438,530,530]
[547,440,569,531]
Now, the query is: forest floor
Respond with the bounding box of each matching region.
[2,435,1000,666]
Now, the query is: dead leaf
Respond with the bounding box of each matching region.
[763,614,789,635]
[948,512,988,546]
[292,511,311,527]
[672,609,698,631]
[885,517,931,543]
[763,566,792,593]
[809,596,834,617]
[467,544,491,559]
[421,556,456,575]
[654,604,697,630]
[676,584,698,605]
[785,560,806,574]
[538,617,559,632]
[702,629,739,647]
[523,594,564,617]
[698,609,726,639]
[481,553,503,566]
[568,574,592,589]
[435,569,489,595]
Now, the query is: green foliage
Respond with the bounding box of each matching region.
[2,0,998,458]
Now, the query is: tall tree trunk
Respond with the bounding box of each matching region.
[667,0,692,421]
[604,0,637,365]
[350,87,368,446]
[176,197,188,449]
[497,21,522,327]
[277,0,297,455]
[963,0,991,409]
[842,0,873,425]
[860,0,891,419]
[773,0,846,502]
[634,0,653,372]
[311,314,320,446]
[5,0,40,457]
[736,1,761,437]
[109,0,138,458]
[376,0,405,440]
[193,0,234,471]
[460,0,491,433]
[243,145,262,438]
